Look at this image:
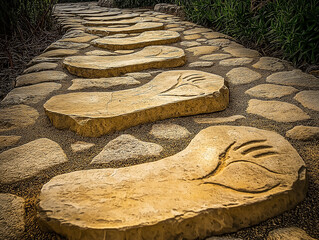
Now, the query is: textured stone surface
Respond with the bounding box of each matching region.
[1,83,61,105]
[0,135,21,150]
[183,34,201,40]
[245,84,298,99]
[150,123,191,139]
[23,62,58,74]
[186,46,219,56]
[266,70,319,87]
[194,115,245,124]
[38,125,306,240]
[63,46,186,78]
[71,141,95,153]
[125,72,151,79]
[226,67,262,85]
[68,77,139,90]
[206,237,243,240]
[223,47,260,58]
[36,49,79,58]
[180,41,201,47]
[16,71,68,87]
[92,30,180,50]
[91,134,163,164]
[183,27,210,35]
[84,50,116,56]
[207,39,231,47]
[219,58,253,66]
[44,70,228,137]
[0,105,39,132]
[46,41,90,51]
[115,50,135,54]
[86,22,164,35]
[253,57,285,71]
[189,61,214,68]
[60,34,98,43]
[200,54,232,61]
[286,126,319,141]
[247,99,310,122]
[0,194,25,240]
[294,91,319,111]
[84,13,139,22]
[0,138,67,184]
[202,32,231,39]
[267,227,316,240]
[83,17,150,27]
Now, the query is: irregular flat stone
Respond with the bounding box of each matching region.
[207,39,231,47]
[247,99,310,122]
[245,84,298,99]
[267,227,316,240]
[197,38,207,42]
[68,77,140,90]
[38,125,306,240]
[63,46,186,78]
[28,57,62,66]
[168,27,184,32]
[76,11,121,18]
[266,69,319,87]
[186,46,219,56]
[166,24,180,28]
[125,72,151,79]
[253,57,285,71]
[84,13,139,22]
[180,41,201,47]
[189,61,214,68]
[0,194,25,240]
[202,32,231,39]
[194,115,245,124]
[36,49,79,58]
[92,30,180,50]
[286,126,319,141]
[44,70,228,137]
[200,54,232,61]
[23,62,58,74]
[0,138,67,184]
[86,22,164,36]
[226,67,262,85]
[91,134,163,164]
[183,27,211,35]
[71,141,95,153]
[150,123,191,140]
[219,58,253,66]
[294,91,319,111]
[114,50,135,54]
[60,34,99,43]
[1,83,61,105]
[206,237,243,240]
[85,50,116,56]
[0,105,39,132]
[16,71,68,87]
[83,17,153,27]
[0,136,21,150]
[223,47,260,58]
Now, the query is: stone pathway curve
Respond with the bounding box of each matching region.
[0,2,318,240]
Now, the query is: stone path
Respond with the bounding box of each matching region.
[0,2,318,240]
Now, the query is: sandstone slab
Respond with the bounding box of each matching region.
[200,54,232,61]
[286,126,319,141]
[71,141,95,153]
[183,34,201,40]
[0,194,25,240]
[247,99,310,122]
[266,70,319,87]
[86,22,164,36]
[16,71,68,87]
[114,50,135,54]
[91,134,163,164]
[294,91,319,111]
[150,123,191,139]
[44,70,228,137]
[23,62,58,74]
[91,30,180,50]
[226,67,261,85]
[207,39,231,47]
[83,17,153,27]
[63,46,186,78]
[189,61,214,68]
[0,138,67,184]
[267,227,316,240]
[0,105,39,132]
[84,13,139,22]
[202,32,232,39]
[60,34,99,43]
[186,46,219,56]
[183,27,210,35]
[219,58,253,66]
[180,41,201,47]
[253,57,285,71]
[0,135,21,150]
[223,47,260,58]
[194,115,245,124]
[1,82,61,105]
[38,125,306,240]
[85,50,116,56]
[68,77,139,90]
[76,11,121,18]
[125,72,151,79]
[36,49,79,58]
[245,84,298,99]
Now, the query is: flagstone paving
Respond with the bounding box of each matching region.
[0,2,318,240]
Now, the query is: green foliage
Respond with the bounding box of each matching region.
[113,0,175,8]
[178,0,319,66]
[0,0,57,35]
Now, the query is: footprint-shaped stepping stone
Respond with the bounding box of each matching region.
[38,126,306,240]
[44,70,229,137]
[86,22,164,36]
[63,45,186,78]
[91,30,180,50]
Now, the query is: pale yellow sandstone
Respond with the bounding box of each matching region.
[0,136,21,150]
[83,17,153,27]
[16,71,68,87]
[186,46,219,56]
[84,13,139,22]
[68,77,139,90]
